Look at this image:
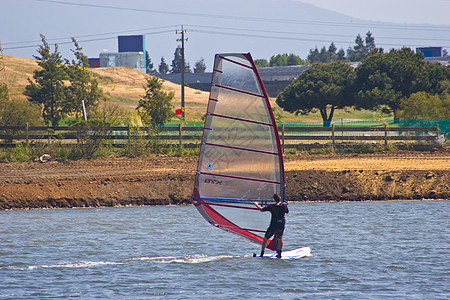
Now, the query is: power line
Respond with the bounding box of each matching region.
[187,24,450,43]
[34,0,450,32]
[191,29,450,49]
[2,29,175,51]
[2,26,177,46]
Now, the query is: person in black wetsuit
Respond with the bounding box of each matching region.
[253,193,289,258]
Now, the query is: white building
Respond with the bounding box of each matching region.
[99,52,146,73]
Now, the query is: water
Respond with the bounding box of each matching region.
[0,201,448,299]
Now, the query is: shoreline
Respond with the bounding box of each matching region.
[1,151,449,210]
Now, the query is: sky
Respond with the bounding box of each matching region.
[297,0,450,25]
[1,0,449,71]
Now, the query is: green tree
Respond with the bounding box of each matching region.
[347,31,376,62]
[354,48,429,119]
[171,47,191,73]
[255,59,269,68]
[269,53,306,67]
[347,34,366,62]
[137,76,175,126]
[146,50,156,74]
[365,31,376,53]
[158,57,169,74]
[24,34,68,127]
[193,58,206,73]
[286,53,303,66]
[308,43,346,63]
[65,38,104,119]
[276,62,355,126]
[424,62,450,97]
[1,83,43,126]
[398,91,450,119]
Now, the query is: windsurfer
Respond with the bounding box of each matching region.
[253,193,289,258]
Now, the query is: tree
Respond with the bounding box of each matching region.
[269,53,306,67]
[146,51,156,74]
[65,38,104,119]
[286,53,303,66]
[365,31,376,53]
[276,62,355,126]
[424,62,450,97]
[137,76,175,126]
[194,58,206,73]
[171,47,191,73]
[158,57,169,74]
[308,43,346,63]
[354,48,429,119]
[255,59,269,68]
[24,34,68,127]
[347,34,366,62]
[398,92,450,119]
[347,31,376,62]
[1,83,43,126]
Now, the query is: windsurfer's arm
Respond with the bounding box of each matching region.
[253,202,263,211]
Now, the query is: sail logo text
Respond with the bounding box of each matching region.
[204,179,222,185]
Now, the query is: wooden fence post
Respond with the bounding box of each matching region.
[435,124,439,137]
[25,123,29,146]
[179,124,182,149]
[384,124,388,146]
[331,124,335,146]
[281,123,285,153]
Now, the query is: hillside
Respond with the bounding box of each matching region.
[1,55,385,123]
[1,55,210,121]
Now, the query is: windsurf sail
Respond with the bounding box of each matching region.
[192,53,285,251]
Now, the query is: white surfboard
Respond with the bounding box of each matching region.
[258,246,311,259]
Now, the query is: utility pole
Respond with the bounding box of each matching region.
[176,25,187,120]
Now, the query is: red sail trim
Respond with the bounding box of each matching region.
[200,171,281,185]
[200,203,275,250]
[245,53,286,200]
[205,142,279,156]
[218,55,253,69]
[214,84,264,98]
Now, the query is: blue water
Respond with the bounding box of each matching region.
[0,201,449,299]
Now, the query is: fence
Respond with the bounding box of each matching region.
[0,121,442,149]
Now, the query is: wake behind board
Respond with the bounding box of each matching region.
[254,246,311,259]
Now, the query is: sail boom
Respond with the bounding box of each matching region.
[193,196,269,206]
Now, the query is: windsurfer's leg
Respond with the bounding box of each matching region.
[275,231,283,258]
[260,237,268,257]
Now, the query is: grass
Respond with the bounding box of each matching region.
[3,55,393,126]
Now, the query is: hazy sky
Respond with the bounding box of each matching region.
[1,0,449,70]
[297,0,450,25]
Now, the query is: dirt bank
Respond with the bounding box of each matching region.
[0,151,449,210]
